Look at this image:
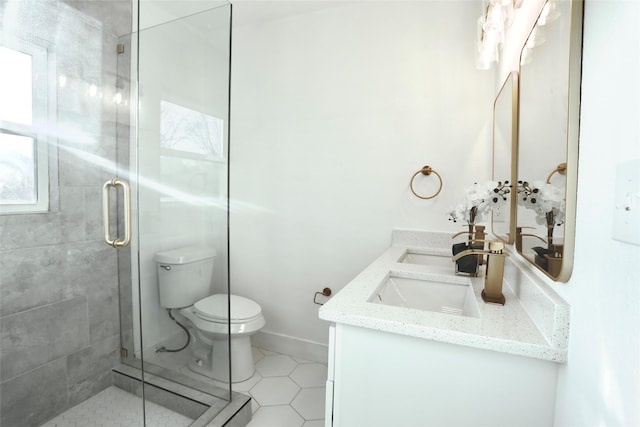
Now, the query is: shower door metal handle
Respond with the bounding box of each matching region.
[103,178,132,248]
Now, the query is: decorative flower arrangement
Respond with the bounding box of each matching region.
[448,180,511,225]
[517,180,565,226]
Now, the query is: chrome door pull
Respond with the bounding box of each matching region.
[103,178,132,248]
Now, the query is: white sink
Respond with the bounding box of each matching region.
[369,274,480,318]
[399,251,452,267]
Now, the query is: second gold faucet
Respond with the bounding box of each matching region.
[452,240,509,305]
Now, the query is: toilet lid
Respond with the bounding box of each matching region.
[194,294,262,323]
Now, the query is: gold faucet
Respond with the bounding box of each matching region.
[515,226,547,252]
[452,240,509,305]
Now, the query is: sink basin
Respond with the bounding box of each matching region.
[369,274,480,318]
[399,251,452,267]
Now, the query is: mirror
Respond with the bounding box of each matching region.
[492,72,518,244]
[516,0,583,281]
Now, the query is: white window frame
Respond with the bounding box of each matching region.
[0,41,50,214]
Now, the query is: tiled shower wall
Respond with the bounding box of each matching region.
[0,1,131,426]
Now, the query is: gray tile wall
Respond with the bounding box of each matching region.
[0,1,131,426]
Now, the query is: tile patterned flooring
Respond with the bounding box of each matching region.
[40,386,193,427]
[39,346,326,427]
[235,348,327,427]
[147,346,328,427]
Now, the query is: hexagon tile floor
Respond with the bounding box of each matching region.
[38,347,326,427]
[146,346,328,427]
[237,347,327,427]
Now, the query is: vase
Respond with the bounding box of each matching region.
[546,211,555,252]
[467,206,478,244]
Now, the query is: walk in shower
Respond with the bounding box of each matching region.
[0,1,246,425]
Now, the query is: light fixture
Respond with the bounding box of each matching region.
[520,1,560,66]
[537,0,560,26]
[476,0,516,70]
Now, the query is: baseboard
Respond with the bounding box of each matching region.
[141,328,329,364]
[252,331,328,364]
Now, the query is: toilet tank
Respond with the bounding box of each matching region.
[155,246,216,309]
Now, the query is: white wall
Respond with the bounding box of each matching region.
[553,1,640,425]
[498,1,640,425]
[229,1,494,347]
[129,1,640,422]
[232,1,640,423]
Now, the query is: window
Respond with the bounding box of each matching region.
[160,100,224,159]
[0,44,49,213]
[158,100,225,202]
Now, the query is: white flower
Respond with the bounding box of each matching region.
[449,180,510,224]
[449,203,474,223]
[517,180,565,225]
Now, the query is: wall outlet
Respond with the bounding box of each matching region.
[612,159,640,246]
[493,204,507,223]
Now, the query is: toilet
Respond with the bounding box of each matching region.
[155,245,265,383]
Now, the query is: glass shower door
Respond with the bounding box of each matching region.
[1,0,233,424]
[118,2,234,424]
[0,1,145,426]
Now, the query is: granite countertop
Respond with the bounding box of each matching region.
[319,229,570,363]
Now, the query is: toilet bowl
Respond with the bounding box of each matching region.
[178,294,266,382]
[155,246,266,383]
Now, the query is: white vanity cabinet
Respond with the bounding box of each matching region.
[320,231,570,427]
[325,323,558,427]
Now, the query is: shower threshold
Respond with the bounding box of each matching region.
[112,364,251,427]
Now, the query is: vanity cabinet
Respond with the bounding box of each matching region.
[320,231,569,427]
[325,323,558,427]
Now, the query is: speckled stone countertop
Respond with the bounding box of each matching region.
[319,229,570,363]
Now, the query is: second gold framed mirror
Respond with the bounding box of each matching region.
[515,0,583,282]
[492,71,518,244]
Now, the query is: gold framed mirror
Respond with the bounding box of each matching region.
[515,0,583,281]
[492,71,518,244]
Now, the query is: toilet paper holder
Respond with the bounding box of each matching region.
[313,287,332,305]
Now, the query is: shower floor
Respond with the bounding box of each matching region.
[40,386,193,427]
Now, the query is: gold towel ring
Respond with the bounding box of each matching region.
[546,162,567,183]
[410,166,443,200]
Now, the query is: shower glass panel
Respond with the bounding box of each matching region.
[120,1,233,422]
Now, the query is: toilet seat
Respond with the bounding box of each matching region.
[179,293,266,338]
[193,294,262,324]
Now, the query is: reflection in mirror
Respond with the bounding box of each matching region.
[516,0,583,281]
[492,72,518,244]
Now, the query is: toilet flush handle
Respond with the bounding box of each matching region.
[160,265,172,271]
